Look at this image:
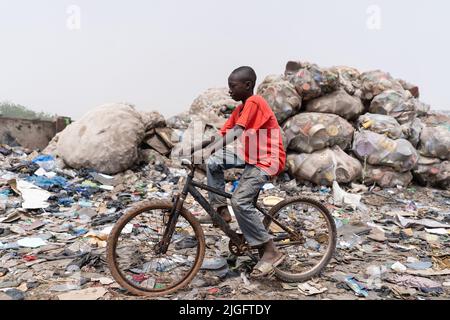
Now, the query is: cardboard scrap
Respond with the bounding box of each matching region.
[57,287,108,300]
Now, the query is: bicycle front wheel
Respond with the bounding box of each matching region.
[264,197,337,283]
[106,200,206,297]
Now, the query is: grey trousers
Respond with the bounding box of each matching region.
[206,148,272,247]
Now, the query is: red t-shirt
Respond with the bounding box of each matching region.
[219,95,286,176]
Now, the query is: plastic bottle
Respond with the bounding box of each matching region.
[337,234,362,249]
[344,276,369,297]
[305,239,321,251]
[230,180,240,193]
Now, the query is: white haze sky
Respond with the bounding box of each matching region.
[0,0,449,120]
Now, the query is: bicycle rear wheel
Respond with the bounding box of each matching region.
[106,200,206,297]
[264,197,337,283]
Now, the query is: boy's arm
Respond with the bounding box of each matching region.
[207,125,244,154]
[192,125,243,160]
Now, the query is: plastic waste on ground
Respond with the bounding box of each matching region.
[10,179,51,209]
[0,194,7,213]
[174,236,198,250]
[391,262,407,272]
[32,155,56,171]
[395,213,450,229]
[17,237,48,248]
[57,287,108,300]
[27,175,68,190]
[297,281,328,296]
[337,234,362,250]
[406,261,433,270]
[1,59,450,300]
[389,275,443,293]
[344,276,369,297]
[332,181,362,210]
[90,172,117,186]
[200,257,228,270]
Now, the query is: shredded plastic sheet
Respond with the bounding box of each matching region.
[9,179,51,209]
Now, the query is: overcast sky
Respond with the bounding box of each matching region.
[0,0,449,120]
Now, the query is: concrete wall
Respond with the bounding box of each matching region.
[0,117,70,150]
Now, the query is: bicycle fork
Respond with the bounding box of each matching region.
[154,192,185,255]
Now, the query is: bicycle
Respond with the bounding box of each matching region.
[106,157,337,297]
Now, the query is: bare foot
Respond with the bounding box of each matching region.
[250,240,285,278]
[260,250,284,265]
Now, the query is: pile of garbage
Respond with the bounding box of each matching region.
[0,60,449,300]
[35,61,450,191]
[162,60,449,190]
[255,61,449,190]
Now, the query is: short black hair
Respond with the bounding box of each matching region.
[230,66,257,89]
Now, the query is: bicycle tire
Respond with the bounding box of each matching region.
[264,197,337,283]
[106,200,206,297]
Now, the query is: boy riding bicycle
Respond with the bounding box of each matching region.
[193,66,287,278]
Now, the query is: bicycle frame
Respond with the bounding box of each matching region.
[157,163,302,255]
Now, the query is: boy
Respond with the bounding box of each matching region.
[194,66,286,278]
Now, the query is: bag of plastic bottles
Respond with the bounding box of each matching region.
[360,70,404,100]
[283,112,354,154]
[257,74,302,123]
[418,126,450,161]
[362,165,413,188]
[306,89,364,121]
[352,130,418,172]
[284,61,339,101]
[413,156,450,189]
[357,113,404,140]
[286,146,362,186]
[369,90,416,125]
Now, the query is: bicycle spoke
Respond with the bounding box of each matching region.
[266,198,336,281]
